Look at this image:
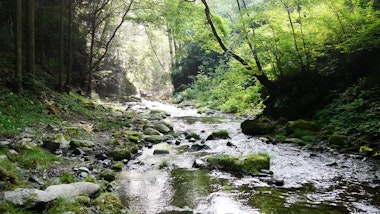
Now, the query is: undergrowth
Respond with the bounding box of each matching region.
[316,78,380,141]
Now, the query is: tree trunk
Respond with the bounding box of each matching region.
[27,0,35,83]
[59,0,65,92]
[200,0,272,90]
[15,0,22,93]
[66,0,73,92]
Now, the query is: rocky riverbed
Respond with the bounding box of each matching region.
[1,99,379,213]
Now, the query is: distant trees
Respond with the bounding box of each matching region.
[79,0,134,96]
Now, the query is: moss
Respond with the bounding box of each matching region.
[100,169,116,182]
[109,148,132,161]
[285,120,319,135]
[159,160,169,169]
[207,153,270,174]
[16,148,60,170]
[240,153,270,174]
[185,132,201,140]
[0,158,19,190]
[206,130,230,140]
[48,197,88,214]
[94,193,124,213]
[241,120,275,136]
[111,161,124,171]
[328,134,348,147]
[359,146,375,157]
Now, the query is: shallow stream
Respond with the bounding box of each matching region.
[117,100,380,214]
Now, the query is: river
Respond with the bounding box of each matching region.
[117,100,380,214]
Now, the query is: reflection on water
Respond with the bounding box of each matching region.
[117,100,380,214]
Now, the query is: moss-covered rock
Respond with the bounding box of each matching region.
[94,193,124,213]
[328,134,348,148]
[241,120,275,136]
[154,123,172,134]
[285,120,319,135]
[207,153,270,174]
[206,130,230,140]
[185,132,201,140]
[143,127,160,135]
[108,148,132,161]
[144,135,167,144]
[111,161,124,171]
[100,169,116,182]
[359,146,375,157]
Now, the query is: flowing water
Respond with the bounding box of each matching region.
[117,100,380,214]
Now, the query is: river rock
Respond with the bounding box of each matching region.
[206,130,230,140]
[193,159,207,168]
[154,123,171,134]
[144,135,167,144]
[42,139,60,153]
[0,140,10,148]
[2,188,56,207]
[241,120,275,136]
[109,148,132,161]
[70,139,95,148]
[45,182,100,198]
[207,153,270,174]
[191,143,210,151]
[144,127,161,135]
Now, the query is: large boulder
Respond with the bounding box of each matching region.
[241,120,275,136]
[2,188,56,208]
[45,182,100,199]
[285,120,319,135]
[207,153,270,175]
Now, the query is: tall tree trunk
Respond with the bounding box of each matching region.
[27,0,35,83]
[66,0,73,92]
[59,0,65,92]
[166,25,175,68]
[15,0,22,93]
[200,0,272,90]
[39,0,46,66]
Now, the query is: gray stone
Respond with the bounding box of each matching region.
[154,123,171,134]
[0,140,10,148]
[70,139,95,148]
[143,127,161,135]
[2,188,56,207]
[45,182,100,199]
[43,140,60,153]
[144,135,167,144]
[193,159,207,168]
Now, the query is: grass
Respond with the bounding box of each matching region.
[0,92,59,137]
[17,148,60,169]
